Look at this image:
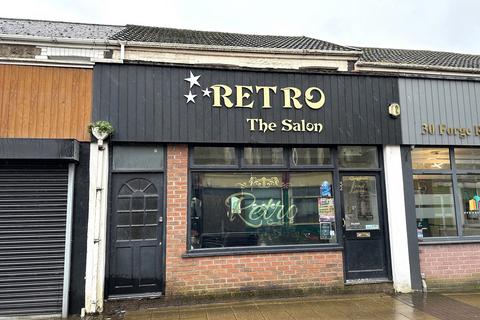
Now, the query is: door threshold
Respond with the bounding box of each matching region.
[108,292,163,300]
[345,278,391,285]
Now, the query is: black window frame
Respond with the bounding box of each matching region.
[185,145,382,257]
[412,146,480,243]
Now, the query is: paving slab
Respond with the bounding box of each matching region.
[90,292,480,320]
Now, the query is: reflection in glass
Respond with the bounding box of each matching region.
[113,145,164,170]
[414,175,456,237]
[338,146,378,168]
[243,148,284,166]
[291,148,331,166]
[455,148,480,170]
[192,147,236,166]
[457,175,480,236]
[342,176,380,230]
[411,148,450,170]
[190,172,336,249]
[115,178,159,242]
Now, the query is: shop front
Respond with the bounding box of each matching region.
[399,78,480,290]
[90,63,404,301]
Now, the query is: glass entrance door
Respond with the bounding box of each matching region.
[341,174,389,281]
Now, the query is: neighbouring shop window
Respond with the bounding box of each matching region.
[192,147,236,166]
[457,175,480,236]
[412,147,480,239]
[413,175,456,237]
[190,171,336,248]
[454,148,480,170]
[412,148,450,170]
[291,148,331,166]
[338,146,378,169]
[113,145,164,170]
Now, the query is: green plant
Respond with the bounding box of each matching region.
[88,120,114,136]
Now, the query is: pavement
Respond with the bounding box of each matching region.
[93,292,480,320]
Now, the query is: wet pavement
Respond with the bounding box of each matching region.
[92,292,480,320]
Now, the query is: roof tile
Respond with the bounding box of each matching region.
[108,25,358,51]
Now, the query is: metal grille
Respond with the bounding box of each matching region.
[0,161,68,316]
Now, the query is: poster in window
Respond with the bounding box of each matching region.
[318,197,335,222]
[320,222,332,239]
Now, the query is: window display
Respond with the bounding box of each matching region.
[190,172,336,248]
[412,147,480,239]
[457,175,480,236]
[413,175,456,237]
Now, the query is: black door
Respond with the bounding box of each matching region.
[340,174,389,281]
[108,173,164,296]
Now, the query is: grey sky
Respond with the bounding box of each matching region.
[2,0,479,54]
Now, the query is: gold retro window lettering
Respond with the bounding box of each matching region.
[210,84,326,133]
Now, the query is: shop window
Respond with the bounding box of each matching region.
[412,147,480,239]
[414,175,456,237]
[411,148,450,170]
[454,148,480,170]
[338,146,378,169]
[291,148,331,166]
[113,145,164,171]
[190,171,336,249]
[192,147,236,166]
[243,147,284,166]
[457,175,480,236]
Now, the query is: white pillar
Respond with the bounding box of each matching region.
[61,163,75,318]
[383,145,412,293]
[84,141,109,314]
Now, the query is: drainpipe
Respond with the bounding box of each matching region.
[120,41,126,61]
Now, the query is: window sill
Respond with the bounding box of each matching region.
[182,245,343,258]
[418,238,480,245]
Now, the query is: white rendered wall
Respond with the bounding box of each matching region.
[383,145,412,293]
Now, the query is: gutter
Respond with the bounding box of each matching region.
[121,40,363,57]
[0,33,121,46]
[0,33,362,58]
[356,61,480,75]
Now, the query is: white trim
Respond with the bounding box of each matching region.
[122,40,362,56]
[0,57,94,68]
[0,33,120,46]
[61,163,76,318]
[120,48,353,71]
[383,146,412,293]
[84,142,109,314]
[355,63,480,78]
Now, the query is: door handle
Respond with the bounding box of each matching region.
[342,218,346,228]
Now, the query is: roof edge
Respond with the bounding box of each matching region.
[0,33,120,46]
[123,40,363,57]
[356,61,480,75]
[0,16,124,28]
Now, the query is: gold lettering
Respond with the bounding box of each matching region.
[439,124,446,135]
[281,119,293,131]
[281,87,302,109]
[211,84,234,108]
[246,118,258,131]
[255,86,277,108]
[235,85,254,108]
[305,87,326,110]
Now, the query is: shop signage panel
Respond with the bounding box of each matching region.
[399,78,480,146]
[93,64,401,145]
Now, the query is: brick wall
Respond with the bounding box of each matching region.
[419,243,480,289]
[165,144,344,298]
